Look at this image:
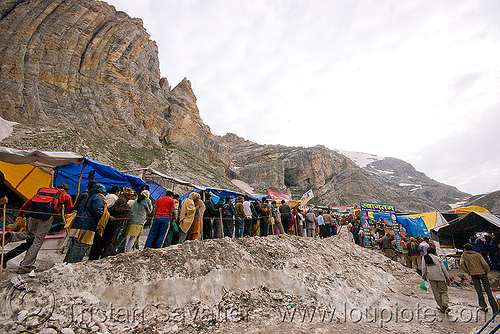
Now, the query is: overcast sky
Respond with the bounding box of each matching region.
[106,0,500,195]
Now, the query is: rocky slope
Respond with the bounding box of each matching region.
[467,191,500,215]
[0,0,471,212]
[218,134,469,212]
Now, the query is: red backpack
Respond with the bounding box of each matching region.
[27,187,61,220]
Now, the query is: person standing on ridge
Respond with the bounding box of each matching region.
[234,196,246,238]
[66,183,107,263]
[279,200,292,234]
[145,190,175,248]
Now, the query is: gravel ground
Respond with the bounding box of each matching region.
[0,230,498,333]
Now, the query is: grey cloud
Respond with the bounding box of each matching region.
[452,72,483,94]
[411,105,500,194]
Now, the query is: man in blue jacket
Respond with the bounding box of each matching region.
[65,183,109,263]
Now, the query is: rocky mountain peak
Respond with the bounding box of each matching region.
[171,77,196,104]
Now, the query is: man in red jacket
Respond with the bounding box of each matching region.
[5,184,73,274]
[144,190,175,248]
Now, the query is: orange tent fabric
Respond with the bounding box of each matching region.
[450,206,490,214]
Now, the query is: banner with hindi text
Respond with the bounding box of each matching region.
[360,201,402,253]
[267,190,291,201]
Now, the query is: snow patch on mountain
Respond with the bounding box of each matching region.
[231,179,255,195]
[368,167,394,175]
[0,116,16,141]
[336,150,384,168]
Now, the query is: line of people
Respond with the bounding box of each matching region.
[200,194,340,239]
[2,182,345,273]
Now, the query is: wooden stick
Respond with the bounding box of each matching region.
[1,203,6,276]
[269,211,274,235]
[219,208,224,238]
[75,161,87,201]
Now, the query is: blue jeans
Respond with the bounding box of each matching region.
[235,218,244,238]
[66,238,90,263]
[145,217,172,248]
[223,217,234,238]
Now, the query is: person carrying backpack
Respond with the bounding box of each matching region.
[5,184,73,274]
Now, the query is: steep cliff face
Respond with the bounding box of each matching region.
[0,0,226,178]
[0,0,166,143]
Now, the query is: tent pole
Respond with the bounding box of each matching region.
[1,203,6,277]
[76,161,87,200]
[15,165,37,190]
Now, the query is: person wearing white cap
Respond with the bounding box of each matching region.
[124,190,153,252]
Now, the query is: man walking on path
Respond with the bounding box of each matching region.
[422,247,451,313]
[460,243,499,313]
[243,196,255,237]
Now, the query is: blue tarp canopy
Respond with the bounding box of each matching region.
[180,188,264,204]
[146,179,166,201]
[53,158,147,196]
[373,213,429,238]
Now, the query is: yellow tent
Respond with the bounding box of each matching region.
[0,160,52,200]
[450,206,490,214]
[403,211,448,231]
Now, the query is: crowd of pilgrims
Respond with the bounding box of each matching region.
[3,177,500,314]
[347,219,500,275]
[2,181,348,272]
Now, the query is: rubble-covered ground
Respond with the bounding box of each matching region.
[0,230,498,334]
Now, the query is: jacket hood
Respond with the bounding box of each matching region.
[90,183,106,195]
[189,192,200,201]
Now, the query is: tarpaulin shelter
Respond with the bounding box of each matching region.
[372,213,429,238]
[0,147,84,199]
[123,167,200,201]
[0,160,52,200]
[449,206,490,214]
[396,216,430,238]
[0,146,148,198]
[436,212,500,249]
[53,158,148,196]
[0,147,84,166]
[402,211,448,240]
[180,188,264,204]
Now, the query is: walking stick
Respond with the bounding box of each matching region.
[1,203,6,276]
[200,217,204,241]
[219,208,224,238]
[269,211,274,235]
[294,213,298,236]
